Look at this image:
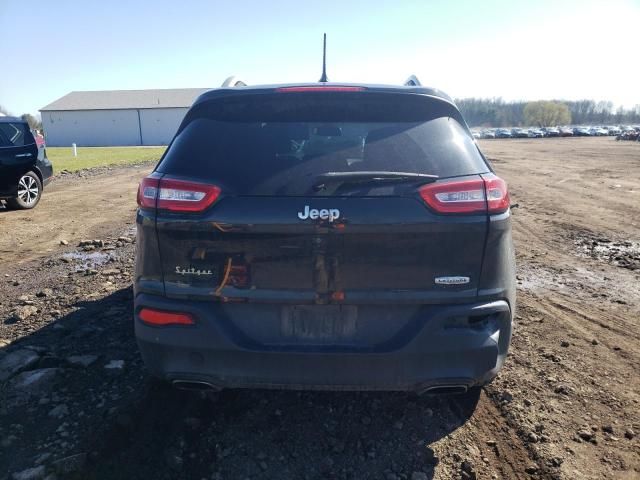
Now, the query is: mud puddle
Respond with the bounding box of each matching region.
[571,232,640,271]
[62,251,115,271]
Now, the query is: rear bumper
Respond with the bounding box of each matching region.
[134,294,513,392]
[38,162,53,187]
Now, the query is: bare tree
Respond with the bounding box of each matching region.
[21,113,42,131]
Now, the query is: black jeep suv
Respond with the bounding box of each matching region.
[0,116,53,209]
[134,82,515,394]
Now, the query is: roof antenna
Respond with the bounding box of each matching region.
[319,33,329,82]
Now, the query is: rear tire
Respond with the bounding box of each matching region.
[7,171,42,210]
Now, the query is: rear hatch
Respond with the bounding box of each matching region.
[153,90,492,304]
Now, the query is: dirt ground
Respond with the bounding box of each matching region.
[0,165,147,269]
[0,137,638,480]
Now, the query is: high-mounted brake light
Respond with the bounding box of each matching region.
[276,86,366,93]
[419,174,509,215]
[138,308,195,326]
[137,176,221,213]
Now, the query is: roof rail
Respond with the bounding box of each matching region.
[404,75,421,87]
[221,76,247,87]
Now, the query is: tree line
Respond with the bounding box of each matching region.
[456,98,640,127]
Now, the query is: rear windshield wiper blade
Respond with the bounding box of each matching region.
[313,171,438,191]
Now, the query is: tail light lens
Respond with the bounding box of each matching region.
[419,178,486,214]
[419,174,509,215]
[137,175,221,213]
[137,175,160,209]
[482,174,510,214]
[138,308,195,326]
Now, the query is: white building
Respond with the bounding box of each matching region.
[40,88,211,147]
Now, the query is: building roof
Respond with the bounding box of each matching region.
[40,88,212,112]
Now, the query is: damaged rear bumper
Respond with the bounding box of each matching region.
[134,293,513,392]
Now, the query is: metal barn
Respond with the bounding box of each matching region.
[39,88,210,147]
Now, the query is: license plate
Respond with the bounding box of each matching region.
[281,305,358,340]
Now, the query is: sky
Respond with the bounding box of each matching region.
[1,0,639,116]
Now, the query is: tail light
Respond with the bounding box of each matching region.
[137,175,221,213]
[482,174,510,213]
[138,308,195,326]
[419,174,509,215]
[137,175,160,209]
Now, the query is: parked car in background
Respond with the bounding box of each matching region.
[542,127,560,137]
[510,128,528,138]
[617,128,640,141]
[467,124,626,140]
[589,127,608,136]
[0,117,53,209]
[528,129,545,138]
[481,129,496,139]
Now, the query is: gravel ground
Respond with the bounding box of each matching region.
[0,137,638,479]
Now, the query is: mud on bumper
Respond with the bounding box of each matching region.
[134,294,513,392]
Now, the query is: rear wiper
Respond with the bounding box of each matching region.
[312,171,438,191]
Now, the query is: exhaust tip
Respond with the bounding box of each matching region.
[420,384,469,395]
[172,380,221,392]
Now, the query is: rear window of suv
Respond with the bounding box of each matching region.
[156,92,489,196]
[0,122,33,148]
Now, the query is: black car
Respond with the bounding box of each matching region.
[134,79,516,394]
[510,128,529,138]
[572,127,591,137]
[0,117,53,209]
[495,128,512,138]
[542,127,560,137]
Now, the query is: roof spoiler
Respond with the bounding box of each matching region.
[221,76,247,87]
[222,74,421,88]
[404,75,422,87]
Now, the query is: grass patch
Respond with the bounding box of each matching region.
[47,146,166,172]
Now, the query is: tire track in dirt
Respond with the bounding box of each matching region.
[460,397,540,479]
[545,297,640,349]
[487,291,640,479]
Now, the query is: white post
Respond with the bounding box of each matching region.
[72,143,77,157]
